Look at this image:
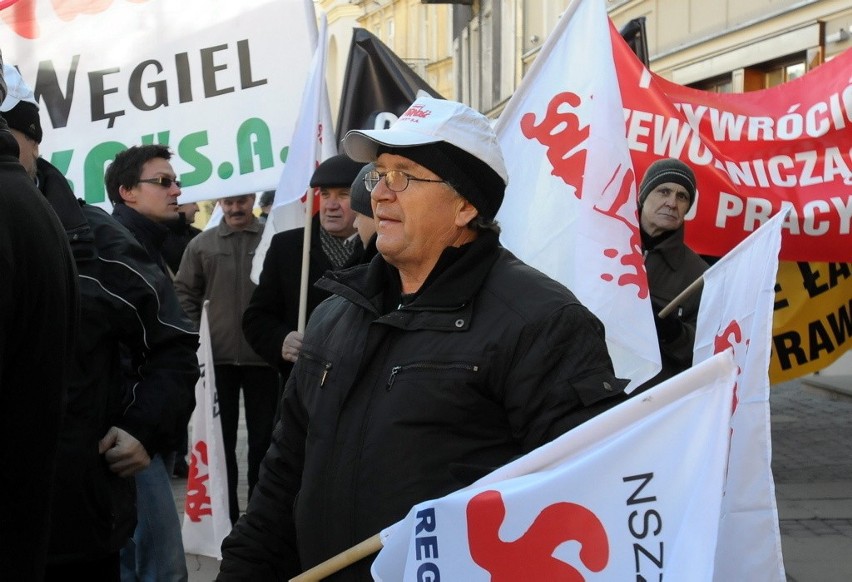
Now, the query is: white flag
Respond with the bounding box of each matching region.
[694,210,790,582]
[250,3,337,283]
[372,351,738,581]
[181,301,231,559]
[495,0,660,391]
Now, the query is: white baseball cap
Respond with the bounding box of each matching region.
[1,64,38,112]
[342,93,508,186]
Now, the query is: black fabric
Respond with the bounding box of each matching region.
[335,28,443,145]
[309,154,363,188]
[242,216,335,376]
[219,231,629,581]
[161,213,201,274]
[1,100,42,143]
[35,161,198,562]
[111,203,170,275]
[0,133,78,581]
[350,162,374,217]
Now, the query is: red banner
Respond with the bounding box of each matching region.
[612,27,851,263]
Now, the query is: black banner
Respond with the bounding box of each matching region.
[335,28,444,146]
[619,17,649,68]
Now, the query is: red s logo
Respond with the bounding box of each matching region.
[467,490,609,580]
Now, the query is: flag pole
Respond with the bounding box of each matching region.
[297,191,314,333]
[289,533,382,581]
[657,275,704,319]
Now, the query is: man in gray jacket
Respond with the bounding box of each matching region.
[174,193,278,524]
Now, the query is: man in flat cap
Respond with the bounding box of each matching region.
[242,154,362,383]
[635,157,709,392]
[219,95,627,580]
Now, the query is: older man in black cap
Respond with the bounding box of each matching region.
[242,153,363,378]
[636,157,709,393]
[220,95,627,581]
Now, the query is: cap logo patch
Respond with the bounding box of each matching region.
[401,104,431,121]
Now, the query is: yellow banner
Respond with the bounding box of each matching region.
[770,262,852,383]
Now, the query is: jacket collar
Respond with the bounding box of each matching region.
[319,230,501,318]
[644,225,689,271]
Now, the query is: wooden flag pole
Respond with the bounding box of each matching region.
[297,190,315,333]
[657,275,705,319]
[289,533,383,582]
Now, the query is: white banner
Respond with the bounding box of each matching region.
[181,301,230,559]
[251,9,337,282]
[694,210,790,582]
[373,351,738,581]
[495,0,660,391]
[1,0,313,208]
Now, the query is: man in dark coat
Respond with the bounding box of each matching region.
[1,64,199,580]
[242,154,363,381]
[219,95,628,581]
[106,144,199,580]
[635,158,710,393]
[0,63,78,582]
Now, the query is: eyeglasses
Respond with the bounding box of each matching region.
[364,169,446,193]
[138,176,182,189]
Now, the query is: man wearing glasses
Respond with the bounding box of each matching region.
[106,145,196,582]
[219,95,628,580]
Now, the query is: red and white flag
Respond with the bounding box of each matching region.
[693,209,790,582]
[495,0,660,391]
[251,3,336,282]
[372,351,738,581]
[181,301,231,559]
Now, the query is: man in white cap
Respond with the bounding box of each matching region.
[218,95,627,580]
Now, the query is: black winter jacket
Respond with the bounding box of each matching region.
[219,231,628,581]
[638,226,709,392]
[242,216,335,376]
[0,134,78,581]
[37,159,199,562]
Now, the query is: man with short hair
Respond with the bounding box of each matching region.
[635,157,710,393]
[219,96,628,580]
[242,154,363,378]
[174,193,278,524]
[106,144,197,581]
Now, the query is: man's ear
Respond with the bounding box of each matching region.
[455,198,479,227]
[118,184,135,204]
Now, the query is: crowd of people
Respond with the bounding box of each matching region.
[1,56,709,582]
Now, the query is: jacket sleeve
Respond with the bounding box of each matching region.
[218,371,306,580]
[173,236,205,325]
[500,302,629,452]
[88,207,200,455]
[242,233,293,371]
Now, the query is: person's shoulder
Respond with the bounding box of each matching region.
[482,248,583,314]
[271,226,305,247]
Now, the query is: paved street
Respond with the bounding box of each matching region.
[173,375,852,581]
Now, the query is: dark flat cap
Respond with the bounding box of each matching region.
[309,154,364,188]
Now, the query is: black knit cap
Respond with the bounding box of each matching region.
[309,154,363,188]
[350,163,374,218]
[638,158,696,210]
[1,100,42,144]
[376,141,506,220]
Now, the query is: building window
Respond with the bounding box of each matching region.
[691,75,733,94]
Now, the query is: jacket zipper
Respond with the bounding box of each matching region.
[387,362,479,390]
[300,351,333,387]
